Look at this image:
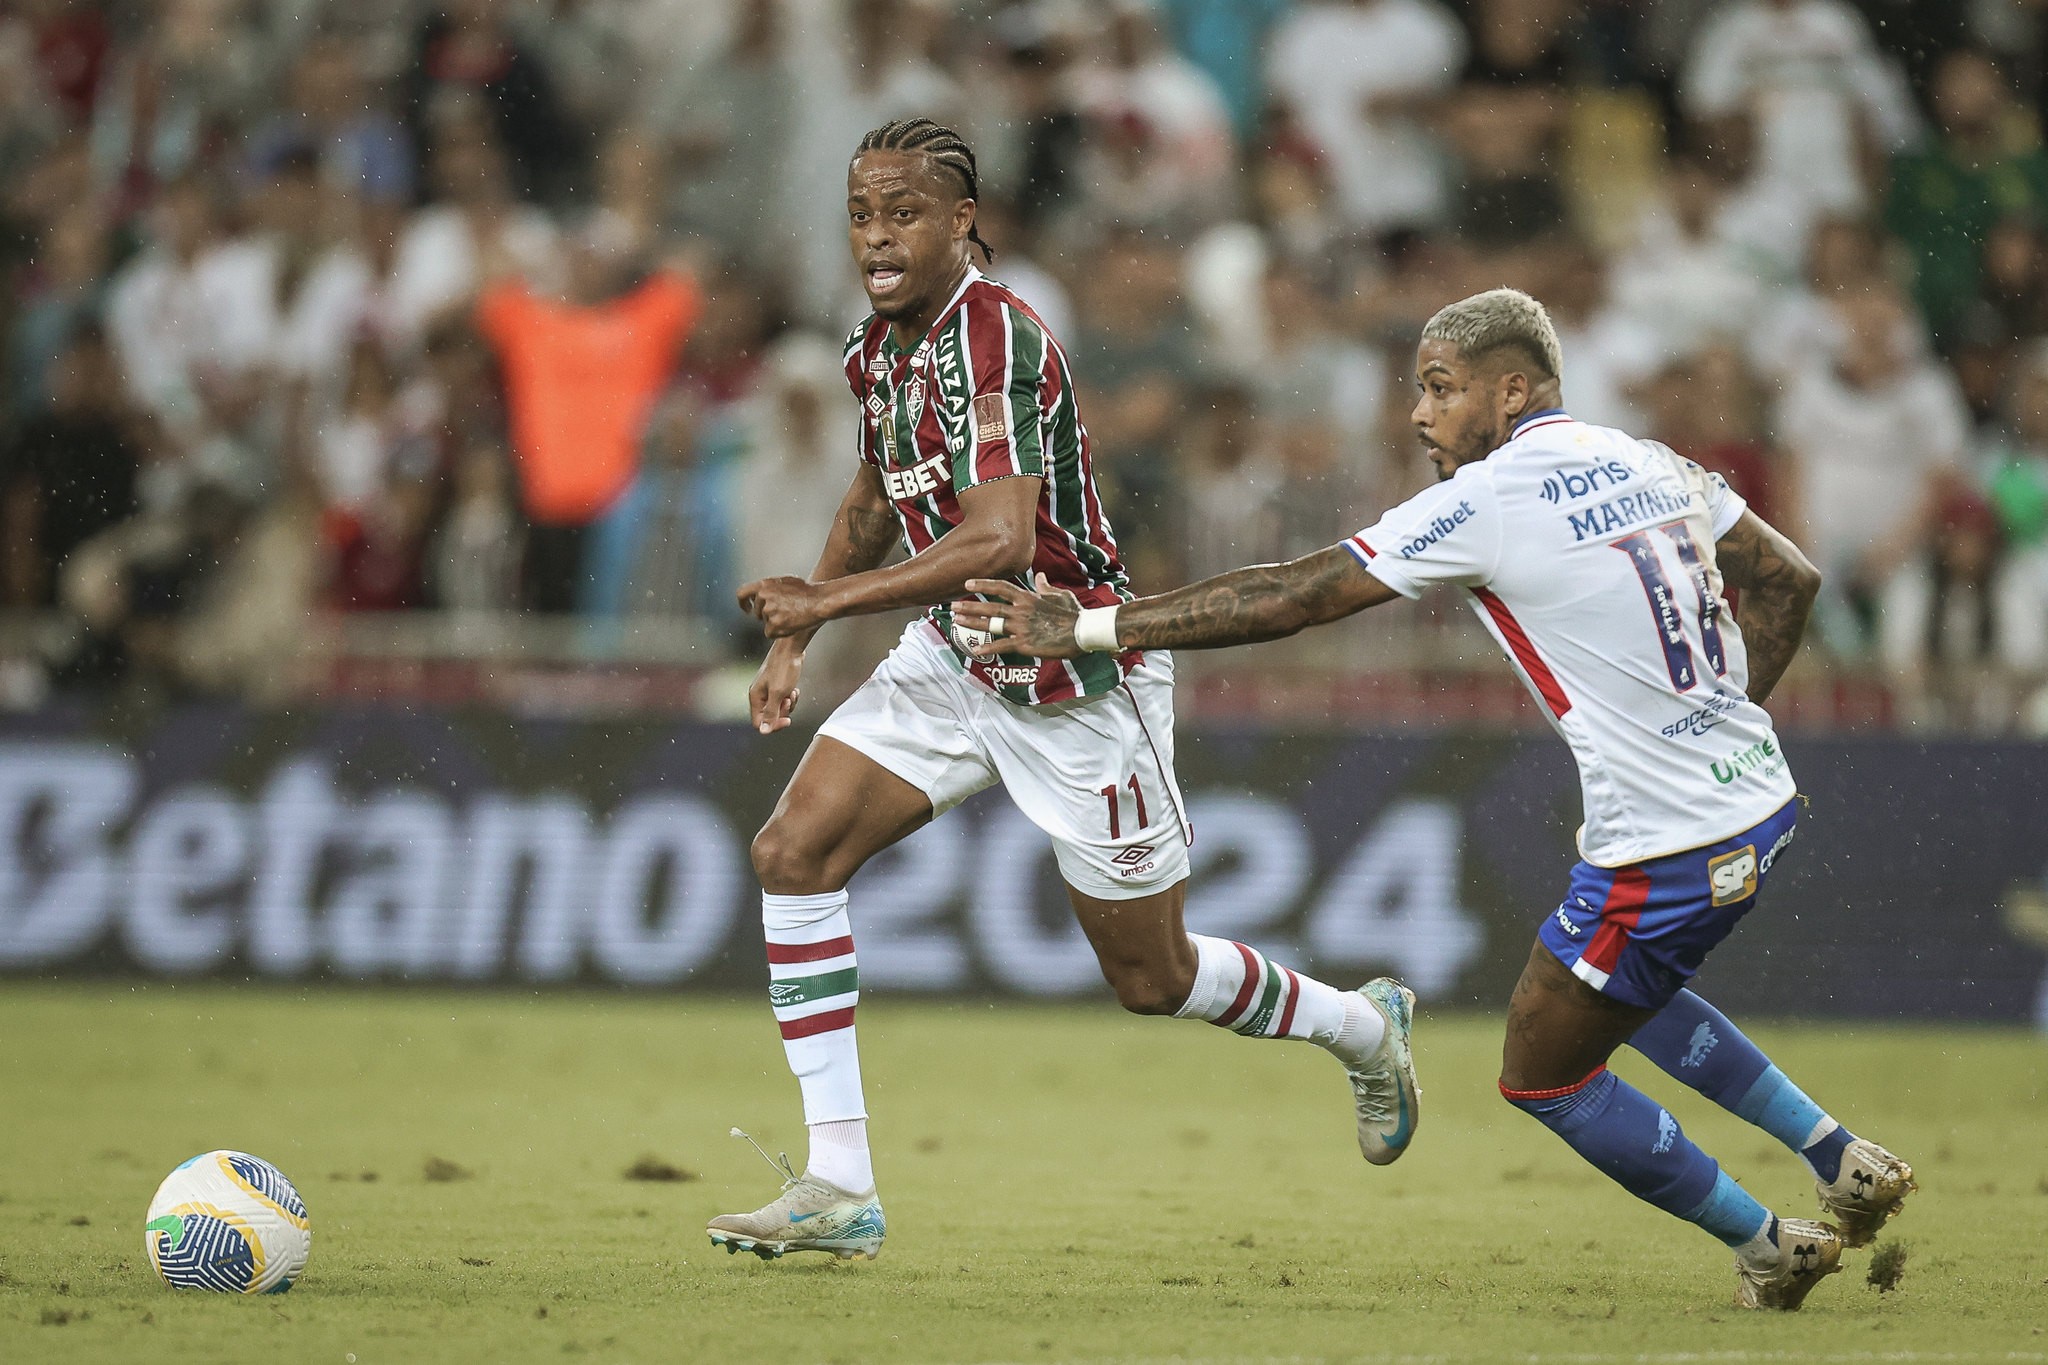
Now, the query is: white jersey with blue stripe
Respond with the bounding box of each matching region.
[1345,410,1798,867]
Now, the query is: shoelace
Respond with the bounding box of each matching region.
[1351,1067,1395,1123]
[730,1127,800,1191]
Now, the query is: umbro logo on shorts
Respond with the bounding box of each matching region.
[1111,845,1156,866]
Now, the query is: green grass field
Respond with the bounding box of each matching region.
[1,985,2043,1364]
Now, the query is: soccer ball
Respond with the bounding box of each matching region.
[144,1151,311,1294]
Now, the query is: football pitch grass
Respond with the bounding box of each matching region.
[1,985,2042,1364]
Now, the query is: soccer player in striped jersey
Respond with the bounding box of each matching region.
[956,289,1915,1310]
[707,118,1421,1262]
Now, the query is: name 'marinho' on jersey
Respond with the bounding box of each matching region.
[843,265,1137,706]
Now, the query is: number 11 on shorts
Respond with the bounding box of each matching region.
[1099,774,1149,839]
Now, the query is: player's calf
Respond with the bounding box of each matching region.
[1502,1066,1841,1308]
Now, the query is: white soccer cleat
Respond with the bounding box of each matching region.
[707,1129,884,1261]
[1733,1219,1842,1311]
[1348,978,1421,1166]
[706,1174,886,1261]
[1816,1139,1915,1248]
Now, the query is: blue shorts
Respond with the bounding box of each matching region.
[1538,799,1800,1010]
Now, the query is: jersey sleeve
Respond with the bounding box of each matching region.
[842,319,872,400]
[948,299,1047,490]
[1645,440,1749,539]
[1700,465,1747,539]
[1342,467,1502,598]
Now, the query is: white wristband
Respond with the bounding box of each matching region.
[1073,604,1121,653]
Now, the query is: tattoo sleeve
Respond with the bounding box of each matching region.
[1714,510,1822,704]
[1116,546,1400,651]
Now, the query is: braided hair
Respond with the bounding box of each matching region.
[854,117,995,264]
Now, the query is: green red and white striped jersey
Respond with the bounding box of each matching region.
[842,266,1137,705]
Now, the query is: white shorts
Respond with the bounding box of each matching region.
[819,621,1192,900]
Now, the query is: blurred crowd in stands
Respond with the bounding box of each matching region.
[2,0,2048,729]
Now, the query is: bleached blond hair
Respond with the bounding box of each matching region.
[1420,288,1563,380]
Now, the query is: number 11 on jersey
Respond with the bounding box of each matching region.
[1614,521,1727,693]
[1100,774,1149,840]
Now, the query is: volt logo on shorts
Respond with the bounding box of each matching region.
[1553,904,1585,938]
[1706,844,1758,907]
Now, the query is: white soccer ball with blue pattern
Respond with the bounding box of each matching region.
[144,1151,311,1294]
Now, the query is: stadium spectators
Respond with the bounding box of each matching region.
[1887,47,2048,348]
[0,0,2044,729]
[473,222,699,610]
[1265,0,1466,235]
[1773,288,1971,655]
[1681,0,1916,271]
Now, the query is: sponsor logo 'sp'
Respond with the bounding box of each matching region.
[1706,844,1758,907]
[972,392,1008,442]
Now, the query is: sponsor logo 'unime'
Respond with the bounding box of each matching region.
[1400,501,1476,558]
[1709,737,1779,785]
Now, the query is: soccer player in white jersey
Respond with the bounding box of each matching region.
[705,118,1421,1263]
[956,288,1915,1310]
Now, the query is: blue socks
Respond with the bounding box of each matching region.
[1502,1068,1771,1248]
[1627,990,1855,1183]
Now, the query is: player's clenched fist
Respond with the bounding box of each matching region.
[738,576,830,639]
[953,575,1084,658]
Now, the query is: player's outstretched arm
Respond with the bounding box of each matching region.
[954,545,1401,659]
[739,475,1041,641]
[1714,508,1821,704]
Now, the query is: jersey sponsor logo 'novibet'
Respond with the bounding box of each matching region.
[1710,737,1781,785]
[1540,459,1633,504]
[1567,483,1694,542]
[1399,500,1477,558]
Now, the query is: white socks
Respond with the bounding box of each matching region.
[1175,934,1385,1065]
[807,1118,874,1194]
[762,891,873,1190]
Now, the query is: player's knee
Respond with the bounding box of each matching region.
[1099,954,1194,1017]
[750,819,836,895]
[1110,976,1182,1016]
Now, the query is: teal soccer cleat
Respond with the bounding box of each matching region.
[1349,978,1421,1166]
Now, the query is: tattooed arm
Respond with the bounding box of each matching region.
[1713,509,1821,704]
[952,545,1402,659]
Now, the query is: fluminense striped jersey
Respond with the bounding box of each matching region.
[842,265,1137,705]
